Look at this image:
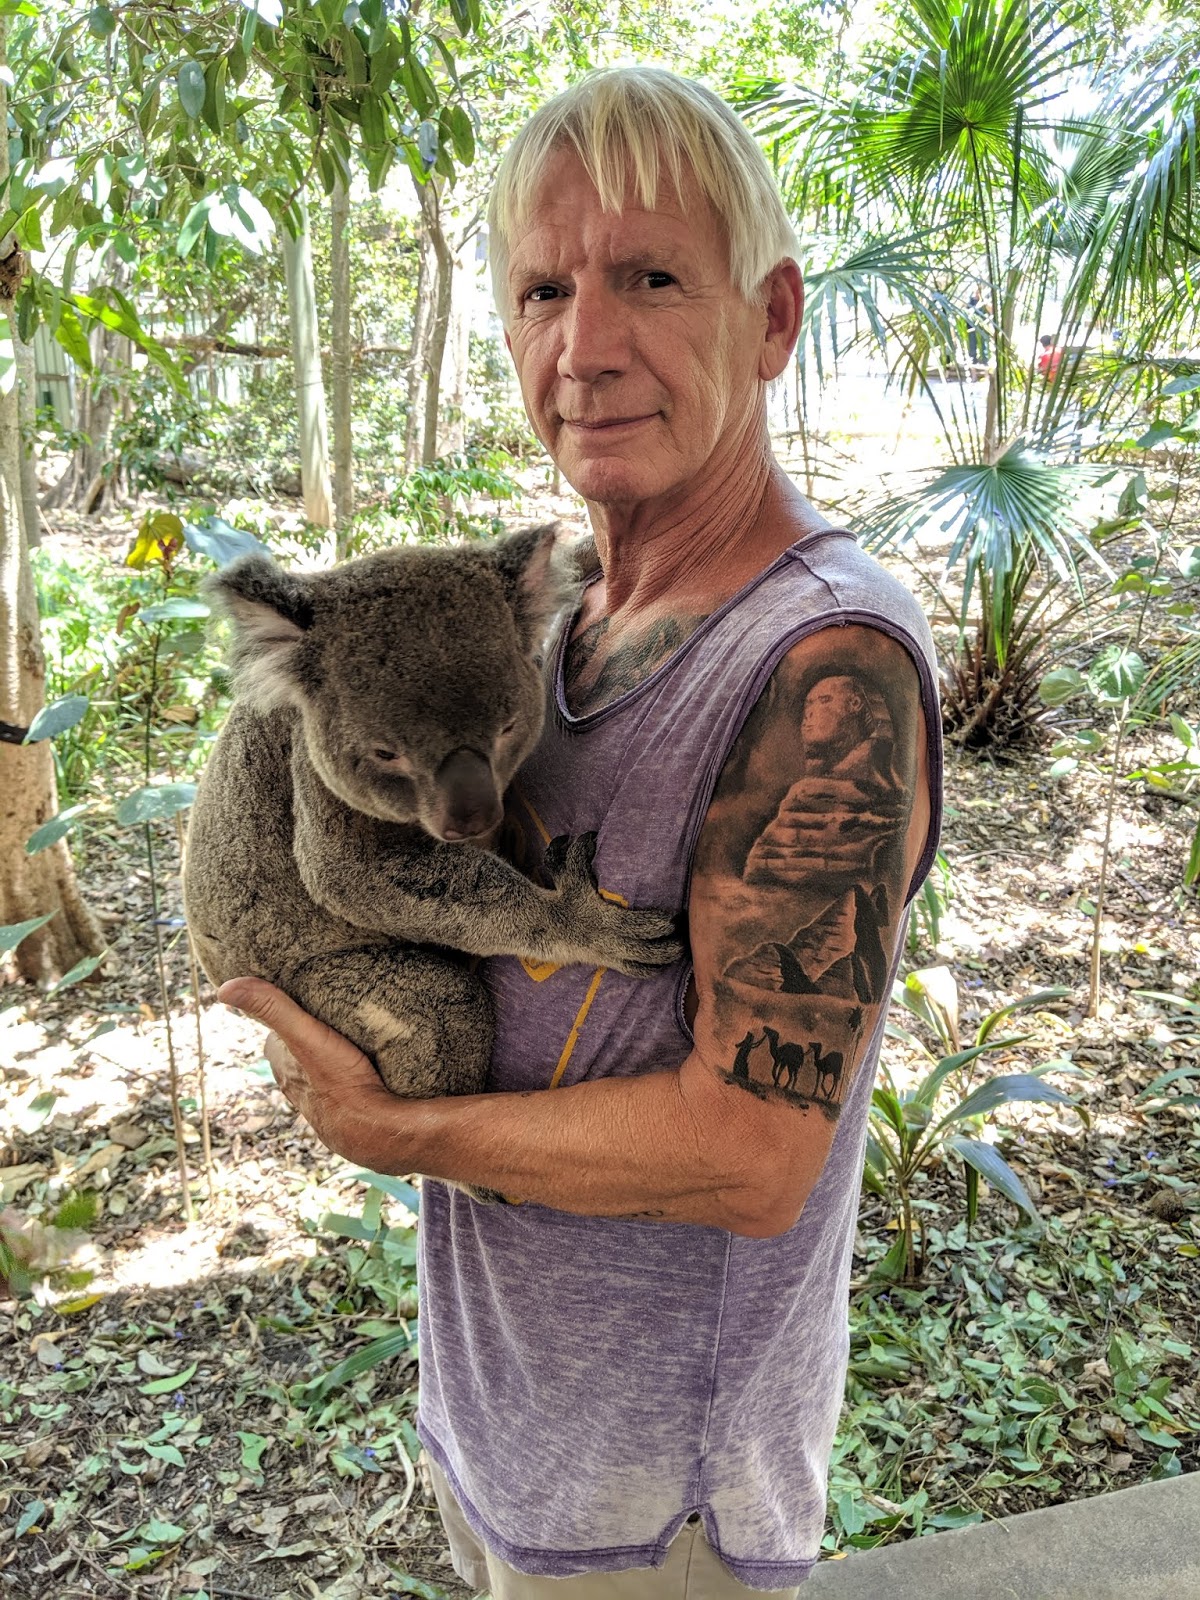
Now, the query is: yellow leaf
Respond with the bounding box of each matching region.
[126,511,184,569]
[57,1292,104,1314]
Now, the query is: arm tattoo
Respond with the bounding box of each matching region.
[565,613,708,715]
[692,635,920,1120]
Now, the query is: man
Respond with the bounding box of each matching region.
[220,67,943,1596]
[1037,333,1064,382]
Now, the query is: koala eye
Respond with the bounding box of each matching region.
[500,719,517,737]
[373,747,398,762]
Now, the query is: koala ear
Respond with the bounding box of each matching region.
[490,522,579,651]
[205,556,315,711]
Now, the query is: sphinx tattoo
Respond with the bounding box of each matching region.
[693,642,919,1120]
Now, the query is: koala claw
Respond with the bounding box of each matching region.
[545,831,598,884]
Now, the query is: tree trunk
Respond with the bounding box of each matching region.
[280,203,334,530]
[0,19,103,982]
[439,241,471,457]
[330,171,354,555]
[405,216,435,471]
[15,328,40,549]
[420,178,453,467]
[43,271,129,514]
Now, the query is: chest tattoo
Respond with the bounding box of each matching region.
[564,612,709,715]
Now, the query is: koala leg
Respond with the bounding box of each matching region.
[287,946,493,1099]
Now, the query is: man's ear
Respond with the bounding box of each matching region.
[490,523,578,652]
[205,556,315,710]
[759,259,804,383]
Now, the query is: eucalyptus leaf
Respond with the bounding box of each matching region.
[1162,372,1200,396]
[23,694,90,743]
[116,783,197,826]
[0,912,55,953]
[177,60,206,120]
[46,952,106,994]
[349,1170,421,1214]
[138,596,210,623]
[25,803,91,855]
[184,515,270,566]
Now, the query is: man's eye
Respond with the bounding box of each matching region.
[643,271,675,288]
[525,284,560,303]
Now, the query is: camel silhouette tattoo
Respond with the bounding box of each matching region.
[746,1027,845,1103]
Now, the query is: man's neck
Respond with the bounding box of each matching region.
[585,447,825,623]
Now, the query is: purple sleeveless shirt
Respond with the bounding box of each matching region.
[416,529,944,1589]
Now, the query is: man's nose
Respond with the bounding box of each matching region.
[557,285,628,383]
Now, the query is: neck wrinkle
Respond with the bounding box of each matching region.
[588,425,784,617]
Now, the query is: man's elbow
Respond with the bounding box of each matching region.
[718,1173,810,1239]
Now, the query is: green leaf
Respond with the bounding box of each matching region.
[1177,545,1200,580]
[138,1359,198,1395]
[1038,667,1084,706]
[183,515,269,566]
[380,1571,452,1599]
[46,953,106,994]
[15,1499,45,1538]
[177,195,213,259]
[1048,755,1078,778]
[0,912,55,953]
[143,1443,185,1468]
[1162,373,1200,396]
[1087,645,1146,704]
[349,1170,421,1213]
[88,3,116,32]
[142,1516,187,1543]
[241,0,283,22]
[944,1073,1074,1124]
[23,694,89,743]
[945,1136,1040,1221]
[138,596,210,623]
[1136,420,1186,449]
[237,1431,271,1473]
[301,1330,414,1404]
[177,61,206,120]
[207,185,275,255]
[116,783,197,826]
[54,305,93,370]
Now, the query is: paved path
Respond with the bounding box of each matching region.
[805,1473,1200,1599]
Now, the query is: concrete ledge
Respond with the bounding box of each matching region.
[804,1473,1200,1600]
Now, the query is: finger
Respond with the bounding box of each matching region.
[218,978,358,1066]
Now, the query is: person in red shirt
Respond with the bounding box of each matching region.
[1037,333,1063,381]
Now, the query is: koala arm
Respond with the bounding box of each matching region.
[292,755,678,974]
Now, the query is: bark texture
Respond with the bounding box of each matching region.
[420,181,454,467]
[0,20,102,980]
[280,205,334,529]
[330,172,354,552]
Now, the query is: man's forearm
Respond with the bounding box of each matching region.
[362,1061,776,1236]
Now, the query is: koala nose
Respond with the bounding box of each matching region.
[435,747,503,841]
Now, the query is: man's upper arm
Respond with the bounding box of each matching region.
[680,624,931,1236]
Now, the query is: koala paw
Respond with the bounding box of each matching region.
[547,832,683,977]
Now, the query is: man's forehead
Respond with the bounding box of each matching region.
[507,147,722,268]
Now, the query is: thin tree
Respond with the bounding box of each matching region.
[281,201,334,531]
[0,18,102,980]
[330,169,354,553]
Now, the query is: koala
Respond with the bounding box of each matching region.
[183,524,681,1197]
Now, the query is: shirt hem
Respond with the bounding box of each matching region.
[418,1421,819,1587]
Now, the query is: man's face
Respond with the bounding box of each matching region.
[502,147,766,509]
[800,675,864,751]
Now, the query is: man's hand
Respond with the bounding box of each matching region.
[218,978,404,1170]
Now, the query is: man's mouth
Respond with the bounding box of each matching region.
[562,414,657,431]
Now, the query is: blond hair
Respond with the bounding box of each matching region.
[487,67,799,320]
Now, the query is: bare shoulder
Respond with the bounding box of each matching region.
[681,624,931,1230]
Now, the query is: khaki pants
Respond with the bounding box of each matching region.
[426,1455,803,1600]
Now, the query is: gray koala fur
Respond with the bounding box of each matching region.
[182,524,681,1198]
